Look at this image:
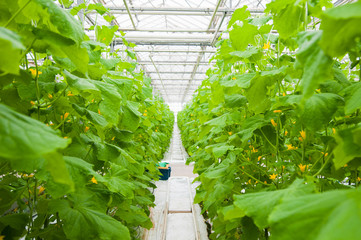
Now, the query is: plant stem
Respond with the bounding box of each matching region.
[4,0,32,28]
[260,129,276,149]
[313,154,331,177]
[39,86,68,109]
[238,167,271,186]
[32,50,41,119]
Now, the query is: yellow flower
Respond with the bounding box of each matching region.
[271,119,277,127]
[344,164,348,167]
[38,186,45,194]
[64,136,68,139]
[67,91,74,96]
[98,109,101,115]
[155,129,158,132]
[29,68,42,78]
[282,165,286,171]
[282,92,286,96]
[91,176,98,184]
[357,177,361,182]
[232,77,236,80]
[324,152,328,157]
[332,128,336,134]
[263,41,270,50]
[299,130,306,142]
[228,132,232,136]
[64,112,69,119]
[273,110,282,113]
[48,93,53,99]
[252,147,258,153]
[111,136,115,141]
[84,126,90,132]
[258,156,262,161]
[143,113,147,116]
[247,179,252,184]
[264,181,268,184]
[316,89,321,93]
[30,101,36,105]
[144,110,147,113]
[298,164,306,173]
[269,173,277,180]
[284,130,288,136]
[286,144,296,150]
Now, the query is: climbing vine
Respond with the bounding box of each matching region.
[0,0,173,239]
[179,1,361,239]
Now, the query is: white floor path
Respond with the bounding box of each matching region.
[143,122,208,240]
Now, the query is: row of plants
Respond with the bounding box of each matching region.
[0,0,174,239]
[178,0,361,239]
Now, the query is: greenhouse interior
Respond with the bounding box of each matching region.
[1,0,361,239]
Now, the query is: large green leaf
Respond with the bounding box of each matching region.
[233,179,315,229]
[119,101,141,132]
[344,82,361,115]
[50,195,130,240]
[0,213,28,238]
[301,93,343,131]
[227,6,250,28]
[245,69,284,113]
[96,25,118,46]
[233,115,268,142]
[0,104,69,159]
[266,0,305,39]
[102,163,135,198]
[333,125,361,169]
[269,188,361,240]
[320,1,361,57]
[296,31,333,99]
[23,0,84,44]
[229,22,258,51]
[0,27,25,74]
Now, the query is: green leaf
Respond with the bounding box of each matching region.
[266,0,305,39]
[301,93,343,131]
[50,196,130,240]
[87,3,108,15]
[221,73,256,89]
[205,143,235,159]
[344,82,361,115]
[119,101,141,132]
[245,69,284,113]
[0,213,28,238]
[225,94,247,108]
[0,27,25,74]
[296,31,333,99]
[233,179,315,229]
[320,1,361,57]
[234,115,268,142]
[44,153,74,191]
[333,126,361,169]
[229,22,258,51]
[24,0,84,44]
[102,163,135,198]
[59,0,74,8]
[96,25,118,46]
[227,6,250,28]
[229,47,262,61]
[0,104,69,160]
[269,188,361,240]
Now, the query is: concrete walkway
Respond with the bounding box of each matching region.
[143,122,208,240]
